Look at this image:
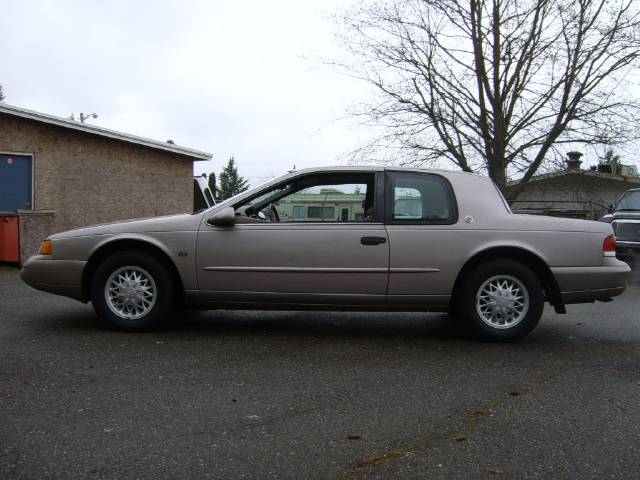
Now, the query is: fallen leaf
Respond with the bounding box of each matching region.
[489,468,505,475]
[347,433,362,440]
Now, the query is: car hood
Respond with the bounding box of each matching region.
[611,211,640,221]
[49,213,202,239]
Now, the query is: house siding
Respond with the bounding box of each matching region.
[507,172,640,219]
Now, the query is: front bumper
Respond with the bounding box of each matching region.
[551,257,630,304]
[20,255,87,302]
[616,240,640,261]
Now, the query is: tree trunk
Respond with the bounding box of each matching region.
[487,158,507,195]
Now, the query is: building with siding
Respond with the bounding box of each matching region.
[506,154,640,220]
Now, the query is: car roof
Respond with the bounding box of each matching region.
[290,165,483,178]
[207,165,489,214]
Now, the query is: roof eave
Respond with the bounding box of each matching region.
[0,103,212,161]
[506,169,640,187]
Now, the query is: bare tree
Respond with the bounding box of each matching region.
[337,0,640,197]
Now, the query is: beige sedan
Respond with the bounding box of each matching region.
[21,167,630,341]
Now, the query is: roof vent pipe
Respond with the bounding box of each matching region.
[565,151,583,170]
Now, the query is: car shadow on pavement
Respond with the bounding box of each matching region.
[32,306,471,343]
[175,309,465,340]
[31,305,637,351]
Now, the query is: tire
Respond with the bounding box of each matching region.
[90,250,175,331]
[457,260,544,342]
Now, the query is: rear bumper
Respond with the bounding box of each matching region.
[551,258,630,305]
[20,255,87,302]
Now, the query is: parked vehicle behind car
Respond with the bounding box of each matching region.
[21,167,629,341]
[193,175,215,211]
[600,188,640,266]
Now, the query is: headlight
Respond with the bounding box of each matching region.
[38,239,52,255]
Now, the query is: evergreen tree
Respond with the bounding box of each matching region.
[0,84,5,102]
[207,171,220,201]
[219,157,249,200]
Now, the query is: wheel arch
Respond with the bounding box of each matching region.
[450,246,565,314]
[81,238,185,304]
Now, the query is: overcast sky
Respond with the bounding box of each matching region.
[1,0,370,185]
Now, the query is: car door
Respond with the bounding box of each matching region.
[384,171,459,308]
[195,171,389,306]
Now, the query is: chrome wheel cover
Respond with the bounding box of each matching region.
[105,266,157,320]
[475,275,529,329]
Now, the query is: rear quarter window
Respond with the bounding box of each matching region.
[387,172,458,224]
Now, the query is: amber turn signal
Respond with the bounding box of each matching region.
[38,239,53,255]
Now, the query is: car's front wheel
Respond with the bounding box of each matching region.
[458,260,544,342]
[90,251,174,331]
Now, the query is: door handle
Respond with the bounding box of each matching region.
[361,236,387,246]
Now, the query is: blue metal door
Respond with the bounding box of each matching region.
[0,154,32,212]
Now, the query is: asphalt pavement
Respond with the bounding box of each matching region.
[1,267,639,479]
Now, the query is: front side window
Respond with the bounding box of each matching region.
[234,173,375,223]
[388,172,457,224]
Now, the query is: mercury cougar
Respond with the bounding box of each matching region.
[21,167,630,341]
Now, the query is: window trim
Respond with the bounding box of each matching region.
[384,171,459,225]
[231,171,384,225]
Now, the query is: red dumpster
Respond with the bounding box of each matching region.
[0,214,20,263]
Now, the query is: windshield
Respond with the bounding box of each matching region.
[202,177,279,213]
[615,190,640,211]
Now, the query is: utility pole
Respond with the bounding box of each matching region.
[69,112,98,123]
[79,112,98,123]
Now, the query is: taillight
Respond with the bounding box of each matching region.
[603,235,616,257]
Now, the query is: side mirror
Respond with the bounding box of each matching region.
[607,203,614,214]
[207,207,236,226]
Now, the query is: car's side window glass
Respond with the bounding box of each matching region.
[275,183,369,222]
[390,173,456,223]
[235,185,291,221]
[235,174,375,223]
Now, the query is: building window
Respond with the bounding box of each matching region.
[292,205,306,219]
[307,206,335,220]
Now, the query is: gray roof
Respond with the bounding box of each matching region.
[0,103,212,160]
[506,169,640,187]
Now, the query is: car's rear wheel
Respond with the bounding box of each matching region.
[90,251,174,331]
[458,260,544,341]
